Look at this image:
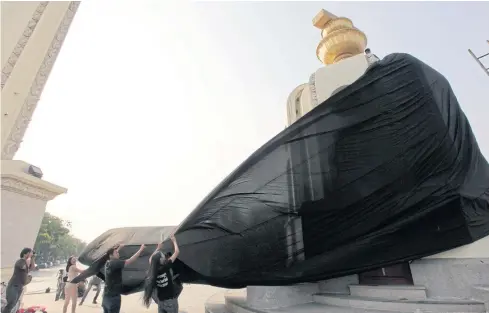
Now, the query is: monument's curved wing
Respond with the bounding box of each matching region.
[75,226,179,292]
[77,53,489,294]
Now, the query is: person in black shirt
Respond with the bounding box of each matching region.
[2,248,35,313]
[143,235,180,313]
[102,243,145,313]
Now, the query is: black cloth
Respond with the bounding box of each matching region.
[75,227,177,294]
[1,285,23,313]
[156,260,176,301]
[8,259,28,287]
[102,294,121,313]
[77,53,489,292]
[104,260,125,296]
[169,53,489,288]
[173,276,183,298]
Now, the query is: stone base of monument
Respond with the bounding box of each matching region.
[205,260,489,313]
[1,160,66,282]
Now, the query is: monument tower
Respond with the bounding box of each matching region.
[206,9,489,313]
[1,1,80,282]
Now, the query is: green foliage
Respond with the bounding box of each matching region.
[34,212,86,261]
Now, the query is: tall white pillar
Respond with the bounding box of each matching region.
[1,1,79,282]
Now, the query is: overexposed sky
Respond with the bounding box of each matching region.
[16,1,489,242]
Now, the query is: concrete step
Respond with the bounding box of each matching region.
[205,291,228,313]
[471,285,489,311]
[348,285,427,300]
[314,293,487,313]
[205,302,228,313]
[218,292,397,313]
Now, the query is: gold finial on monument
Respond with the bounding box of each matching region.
[313,9,367,65]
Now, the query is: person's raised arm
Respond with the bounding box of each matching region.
[26,255,35,271]
[31,255,36,271]
[169,235,180,263]
[125,244,146,266]
[149,242,163,265]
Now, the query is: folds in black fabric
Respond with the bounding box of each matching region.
[78,53,489,293]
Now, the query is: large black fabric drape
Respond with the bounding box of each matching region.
[77,53,489,293]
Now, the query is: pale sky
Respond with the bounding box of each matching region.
[16,1,489,243]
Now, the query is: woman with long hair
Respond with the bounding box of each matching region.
[142,235,180,313]
[62,256,83,313]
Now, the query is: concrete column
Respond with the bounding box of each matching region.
[1,1,80,158]
[0,1,79,282]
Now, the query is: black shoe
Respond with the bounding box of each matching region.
[79,302,83,305]
[93,300,98,304]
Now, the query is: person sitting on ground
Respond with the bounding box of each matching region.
[143,234,181,313]
[1,248,35,313]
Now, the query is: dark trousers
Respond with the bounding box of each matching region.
[158,298,179,313]
[80,281,100,304]
[102,294,121,313]
[2,284,23,313]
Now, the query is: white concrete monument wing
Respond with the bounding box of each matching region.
[1,1,79,282]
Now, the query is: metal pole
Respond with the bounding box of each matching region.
[468,49,489,76]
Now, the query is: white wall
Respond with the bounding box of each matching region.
[0,1,42,69]
[1,1,73,158]
[0,190,46,277]
[426,235,489,259]
[286,54,369,125]
[314,54,369,105]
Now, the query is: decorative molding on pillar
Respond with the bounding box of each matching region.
[1,1,81,160]
[1,160,67,201]
[308,73,319,108]
[1,2,49,89]
[1,176,60,201]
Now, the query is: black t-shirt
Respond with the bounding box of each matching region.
[9,259,28,286]
[104,259,125,296]
[156,260,176,301]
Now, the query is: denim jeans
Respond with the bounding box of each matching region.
[80,280,100,304]
[1,284,23,313]
[102,294,121,313]
[158,298,178,313]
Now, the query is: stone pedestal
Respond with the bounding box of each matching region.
[246,284,319,309]
[411,236,489,300]
[246,275,359,310]
[411,258,489,299]
[1,160,66,282]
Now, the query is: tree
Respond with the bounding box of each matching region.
[34,212,86,262]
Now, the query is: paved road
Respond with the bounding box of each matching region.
[26,266,62,295]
